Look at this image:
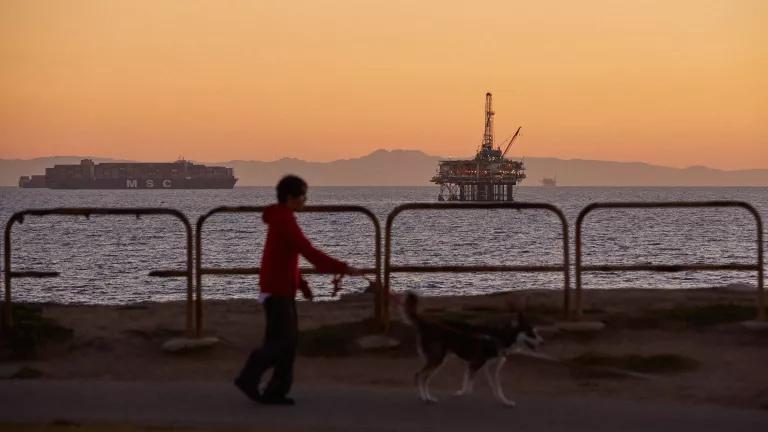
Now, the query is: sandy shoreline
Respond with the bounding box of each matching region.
[2,287,767,410]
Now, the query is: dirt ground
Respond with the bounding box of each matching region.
[2,286,768,410]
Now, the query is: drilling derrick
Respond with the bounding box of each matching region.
[431,93,526,201]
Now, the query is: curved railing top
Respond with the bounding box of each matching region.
[386,202,568,229]
[576,201,763,226]
[6,207,193,230]
[197,205,380,230]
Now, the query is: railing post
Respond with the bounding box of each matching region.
[3,215,14,331]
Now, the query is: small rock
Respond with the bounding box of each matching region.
[356,334,400,350]
[162,336,219,353]
[556,321,606,332]
[0,365,44,379]
[535,325,561,336]
[741,320,768,331]
[0,365,23,379]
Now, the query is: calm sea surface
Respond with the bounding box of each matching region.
[1,186,766,304]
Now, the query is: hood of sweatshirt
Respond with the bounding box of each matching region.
[262,204,293,225]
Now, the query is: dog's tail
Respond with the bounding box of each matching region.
[400,291,420,325]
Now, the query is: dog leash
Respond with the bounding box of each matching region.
[330,273,403,306]
[331,273,345,297]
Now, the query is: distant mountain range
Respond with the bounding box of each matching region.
[2,150,767,186]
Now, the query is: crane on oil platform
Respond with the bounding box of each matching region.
[431,92,527,201]
[475,93,522,162]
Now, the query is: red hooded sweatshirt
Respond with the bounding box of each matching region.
[259,204,348,297]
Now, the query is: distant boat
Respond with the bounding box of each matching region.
[541,177,557,187]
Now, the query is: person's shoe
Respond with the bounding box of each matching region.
[259,394,295,405]
[234,378,261,402]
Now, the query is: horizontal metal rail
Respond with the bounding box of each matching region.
[148,270,190,278]
[384,202,571,322]
[7,271,61,278]
[575,201,765,320]
[389,265,565,273]
[581,264,759,272]
[197,267,378,276]
[196,205,382,334]
[3,208,194,334]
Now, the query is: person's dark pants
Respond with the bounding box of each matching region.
[237,296,298,397]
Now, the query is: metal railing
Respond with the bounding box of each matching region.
[4,201,763,333]
[3,208,194,333]
[196,205,382,335]
[575,201,765,320]
[384,202,571,323]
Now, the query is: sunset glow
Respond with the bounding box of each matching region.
[1,0,765,169]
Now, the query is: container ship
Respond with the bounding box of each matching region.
[19,159,237,189]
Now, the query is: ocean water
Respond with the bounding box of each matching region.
[0,186,766,304]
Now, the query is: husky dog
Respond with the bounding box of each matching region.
[402,292,543,407]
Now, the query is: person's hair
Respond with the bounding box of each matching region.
[276,175,307,203]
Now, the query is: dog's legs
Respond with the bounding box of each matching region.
[483,358,498,398]
[415,366,441,402]
[414,336,430,402]
[421,356,446,403]
[454,365,473,396]
[494,357,516,407]
[485,357,515,407]
[415,365,438,402]
[454,360,484,396]
[415,348,446,403]
[415,370,427,401]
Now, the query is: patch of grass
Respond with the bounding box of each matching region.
[298,319,414,357]
[459,304,502,313]
[605,315,665,330]
[460,303,577,317]
[115,304,149,311]
[570,352,699,374]
[1,304,73,358]
[12,366,45,379]
[124,327,186,341]
[651,303,762,327]
[425,309,490,324]
[527,304,566,315]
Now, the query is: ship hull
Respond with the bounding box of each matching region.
[20,159,238,189]
[44,177,237,189]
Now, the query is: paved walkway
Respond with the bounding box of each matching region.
[0,380,766,432]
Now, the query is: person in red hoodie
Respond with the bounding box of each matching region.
[235,175,358,405]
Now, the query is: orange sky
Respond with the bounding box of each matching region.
[1,0,766,169]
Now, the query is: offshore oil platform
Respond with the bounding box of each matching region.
[431,93,526,201]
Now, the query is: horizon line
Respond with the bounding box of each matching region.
[2,150,767,172]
